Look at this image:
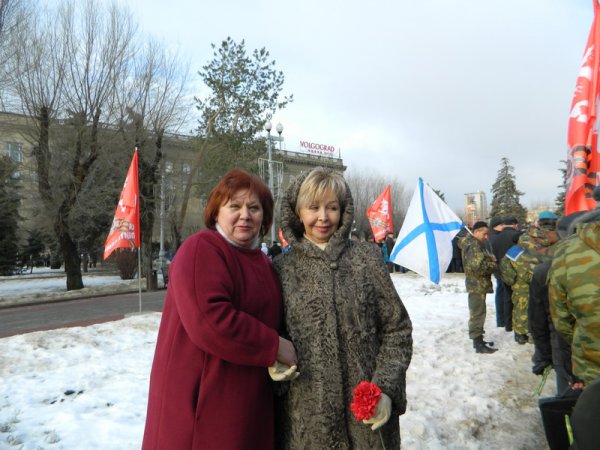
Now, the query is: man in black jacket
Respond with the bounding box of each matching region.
[529,259,574,393]
[488,217,505,327]
[268,241,282,259]
[488,216,521,331]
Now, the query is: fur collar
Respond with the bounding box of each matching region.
[279,168,354,261]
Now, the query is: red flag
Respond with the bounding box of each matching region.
[278,227,289,250]
[366,185,393,242]
[566,0,600,214]
[104,149,140,260]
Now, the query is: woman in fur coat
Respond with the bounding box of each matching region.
[273,167,413,449]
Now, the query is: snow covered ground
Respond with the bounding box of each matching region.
[0,269,149,308]
[0,270,131,295]
[0,272,552,449]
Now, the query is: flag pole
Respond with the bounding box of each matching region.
[137,246,142,313]
[103,147,142,313]
[136,147,142,314]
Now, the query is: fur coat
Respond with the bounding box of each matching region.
[273,170,413,449]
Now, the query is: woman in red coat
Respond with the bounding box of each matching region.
[142,169,297,450]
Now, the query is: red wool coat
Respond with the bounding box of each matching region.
[142,230,282,450]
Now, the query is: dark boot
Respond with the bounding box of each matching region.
[473,336,498,354]
[471,336,495,348]
[514,333,528,345]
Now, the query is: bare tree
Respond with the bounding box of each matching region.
[116,39,191,289]
[0,0,11,34]
[346,170,411,240]
[5,0,136,290]
[0,0,18,61]
[0,1,34,109]
[0,0,23,35]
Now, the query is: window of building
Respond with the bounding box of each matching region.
[182,162,191,190]
[5,143,24,163]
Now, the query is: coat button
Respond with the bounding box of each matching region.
[330,262,338,270]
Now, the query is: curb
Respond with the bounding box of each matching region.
[0,283,165,310]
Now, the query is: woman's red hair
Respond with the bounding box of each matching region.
[204,168,274,236]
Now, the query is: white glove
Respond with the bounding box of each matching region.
[268,361,300,381]
[362,393,392,431]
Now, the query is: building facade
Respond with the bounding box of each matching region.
[260,147,345,243]
[1,111,345,260]
[0,112,39,233]
[464,191,488,228]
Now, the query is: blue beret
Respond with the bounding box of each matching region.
[538,210,558,220]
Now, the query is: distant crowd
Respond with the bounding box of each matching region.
[459,197,600,450]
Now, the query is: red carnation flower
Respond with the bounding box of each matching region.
[350,381,382,421]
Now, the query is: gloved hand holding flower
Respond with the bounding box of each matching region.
[362,393,391,430]
[350,381,392,431]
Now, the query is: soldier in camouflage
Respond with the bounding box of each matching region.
[462,221,497,354]
[549,210,600,386]
[498,212,558,344]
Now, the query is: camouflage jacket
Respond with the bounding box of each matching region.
[498,227,555,292]
[549,221,600,385]
[461,234,496,294]
[498,248,519,286]
[518,227,556,259]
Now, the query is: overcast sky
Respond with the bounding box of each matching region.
[116,0,590,211]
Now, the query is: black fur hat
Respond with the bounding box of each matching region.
[472,221,488,231]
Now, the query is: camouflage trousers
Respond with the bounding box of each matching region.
[468,293,487,339]
[512,292,529,335]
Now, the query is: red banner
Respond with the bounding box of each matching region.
[104,149,140,259]
[278,227,289,250]
[366,185,393,242]
[566,0,600,214]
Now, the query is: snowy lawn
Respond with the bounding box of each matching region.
[0,272,551,449]
[0,268,154,308]
[0,273,134,297]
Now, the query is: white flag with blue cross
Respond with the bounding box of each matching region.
[390,178,464,284]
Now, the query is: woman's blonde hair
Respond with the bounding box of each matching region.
[295,168,347,216]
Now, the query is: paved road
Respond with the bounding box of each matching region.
[0,290,166,338]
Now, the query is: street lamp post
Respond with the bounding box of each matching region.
[264,121,284,244]
[276,122,283,151]
[159,171,165,263]
[264,121,276,244]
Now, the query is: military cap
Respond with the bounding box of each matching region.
[489,216,503,228]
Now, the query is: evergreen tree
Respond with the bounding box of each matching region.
[489,157,527,224]
[0,155,20,275]
[173,37,293,246]
[21,228,49,272]
[554,160,566,217]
